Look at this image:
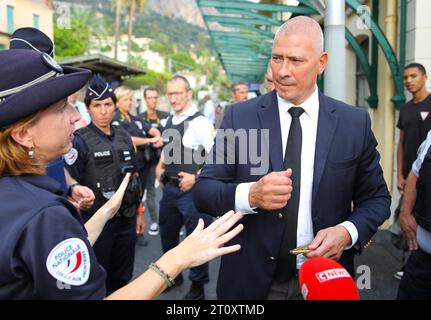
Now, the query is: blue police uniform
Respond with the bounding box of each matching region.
[159,109,215,299]
[112,110,152,141]
[112,109,153,191]
[0,48,98,299]
[139,110,169,227]
[0,174,106,299]
[65,123,138,183]
[65,122,139,295]
[45,157,68,194]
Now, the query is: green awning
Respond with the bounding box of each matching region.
[197,0,318,82]
[59,53,146,82]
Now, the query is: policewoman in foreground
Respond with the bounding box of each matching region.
[0,49,244,299]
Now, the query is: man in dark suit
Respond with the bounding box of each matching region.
[193,16,391,300]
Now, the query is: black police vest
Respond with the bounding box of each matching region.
[144,110,168,133]
[162,112,206,177]
[415,145,431,232]
[113,110,148,139]
[113,110,152,168]
[76,126,134,216]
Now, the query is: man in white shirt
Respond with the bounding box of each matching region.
[156,75,215,300]
[193,16,390,300]
[398,131,431,299]
[203,94,215,124]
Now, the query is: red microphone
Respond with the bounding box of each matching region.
[299,257,360,300]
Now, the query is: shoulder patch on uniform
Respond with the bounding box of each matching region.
[63,148,78,166]
[46,238,91,286]
[135,120,143,130]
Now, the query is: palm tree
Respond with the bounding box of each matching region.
[114,0,121,60]
[127,0,147,59]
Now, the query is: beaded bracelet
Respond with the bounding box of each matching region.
[149,262,175,287]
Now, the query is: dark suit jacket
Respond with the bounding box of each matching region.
[193,90,391,299]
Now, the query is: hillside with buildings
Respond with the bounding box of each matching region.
[51,0,228,98]
[53,0,205,28]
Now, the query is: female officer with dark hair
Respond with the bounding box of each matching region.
[0,49,243,299]
[65,74,145,295]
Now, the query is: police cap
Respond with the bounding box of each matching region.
[9,27,55,57]
[85,74,114,101]
[0,50,91,128]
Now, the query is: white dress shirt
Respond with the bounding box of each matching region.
[235,86,358,268]
[170,106,215,154]
[203,99,216,124]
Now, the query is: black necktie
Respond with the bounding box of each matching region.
[275,106,305,283]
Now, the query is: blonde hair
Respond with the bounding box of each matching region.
[0,113,45,176]
[114,86,134,101]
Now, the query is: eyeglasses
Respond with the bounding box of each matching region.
[167,91,187,97]
[145,96,158,100]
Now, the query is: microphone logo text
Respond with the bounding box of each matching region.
[315,268,351,283]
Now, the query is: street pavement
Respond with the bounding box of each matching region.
[132,188,405,300]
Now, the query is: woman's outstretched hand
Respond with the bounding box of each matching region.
[172,210,244,269]
[105,210,244,300]
[101,173,132,222]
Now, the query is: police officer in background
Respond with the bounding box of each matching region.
[398,130,431,299]
[156,75,215,300]
[64,75,143,294]
[112,85,163,245]
[140,87,169,236]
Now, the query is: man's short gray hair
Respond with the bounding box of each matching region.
[168,75,192,91]
[274,16,324,56]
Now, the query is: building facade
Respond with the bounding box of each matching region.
[0,0,54,50]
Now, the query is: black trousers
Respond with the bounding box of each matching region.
[87,214,137,295]
[159,183,213,284]
[397,247,431,299]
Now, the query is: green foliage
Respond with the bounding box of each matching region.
[148,35,175,57]
[54,21,90,59]
[54,7,113,59]
[131,40,141,52]
[132,10,211,53]
[123,70,173,93]
[213,73,232,102]
[218,90,231,102]
[128,54,148,68]
[53,1,225,89]
[100,44,112,52]
[171,51,198,72]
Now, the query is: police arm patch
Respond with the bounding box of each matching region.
[135,121,143,130]
[64,148,78,166]
[46,238,91,286]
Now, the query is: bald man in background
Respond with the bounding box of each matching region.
[194,16,390,299]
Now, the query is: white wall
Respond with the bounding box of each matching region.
[404,0,431,92]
